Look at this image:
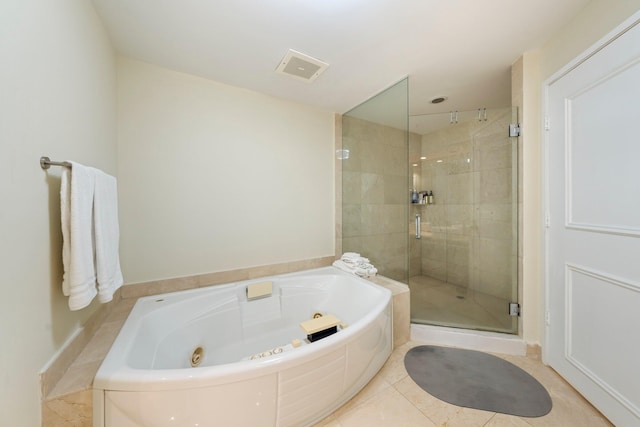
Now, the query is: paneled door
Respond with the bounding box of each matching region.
[545,15,640,426]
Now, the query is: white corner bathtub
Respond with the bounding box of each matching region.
[93,267,393,427]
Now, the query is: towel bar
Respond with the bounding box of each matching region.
[40,157,71,170]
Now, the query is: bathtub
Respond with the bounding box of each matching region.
[93,266,393,427]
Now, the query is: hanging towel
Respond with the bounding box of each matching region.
[93,169,123,303]
[61,162,98,310]
[60,162,124,310]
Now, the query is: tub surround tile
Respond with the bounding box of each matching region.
[392,290,411,347]
[121,256,335,298]
[195,268,252,288]
[366,275,410,348]
[246,256,335,279]
[107,296,137,322]
[48,360,102,399]
[41,295,132,426]
[46,312,133,400]
[71,320,126,365]
[40,288,122,399]
[121,274,202,299]
[42,390,92,427]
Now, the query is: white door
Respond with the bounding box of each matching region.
[545,17,640,427]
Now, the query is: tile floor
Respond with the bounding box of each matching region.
[313,341,613,427]
[409,275,515,333]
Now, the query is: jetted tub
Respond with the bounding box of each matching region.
[93,267,393,427]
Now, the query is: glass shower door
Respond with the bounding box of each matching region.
[408,107,518,334]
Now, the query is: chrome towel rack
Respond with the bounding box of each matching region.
[40,156,71,170]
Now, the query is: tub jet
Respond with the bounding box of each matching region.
[191,346,205,367]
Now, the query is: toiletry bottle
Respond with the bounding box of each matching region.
[428,191,434,204]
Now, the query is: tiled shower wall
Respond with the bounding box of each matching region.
[413,108,516,301]
[341,115,409,282]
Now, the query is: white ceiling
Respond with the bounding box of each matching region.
[92,0,590,116]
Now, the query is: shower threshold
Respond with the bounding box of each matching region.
[410,323,526,356]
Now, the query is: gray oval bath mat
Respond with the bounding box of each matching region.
[405,345,552,417]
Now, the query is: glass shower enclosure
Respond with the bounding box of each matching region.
[341,79,409,284]
[341,79,519,334]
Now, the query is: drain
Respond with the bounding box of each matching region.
[190,346,205,367]
[456,295,465,300]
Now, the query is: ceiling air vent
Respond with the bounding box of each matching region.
[275,49,329,83]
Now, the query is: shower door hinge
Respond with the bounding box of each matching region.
[508,123,521,137]
[509,302,521,317]
[544,116,551,131]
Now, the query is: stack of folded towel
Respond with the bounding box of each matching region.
[332,252,378,277]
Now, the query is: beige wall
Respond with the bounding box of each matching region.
[539,0,640,81]
[0,0,116,424]
[520,50,543,344]
[117,58,336,284]
[522,0,640,345]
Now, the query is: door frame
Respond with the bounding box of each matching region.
[541,10,640,366]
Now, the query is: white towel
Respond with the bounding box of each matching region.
[333,259,357,274]
[333,252,378,277]
[61,162,98,310]
[333,260,378,277]
[60,162,123,310]
[93,169,123,303]
[341,252,360,259]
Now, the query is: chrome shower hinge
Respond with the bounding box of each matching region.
[509,302,521,317]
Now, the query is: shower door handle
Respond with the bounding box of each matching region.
[415,214,421,239]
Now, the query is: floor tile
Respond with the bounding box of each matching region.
[336,386,436,427]
[313,341,614,427]
[394,375,495,427]
[484,413,533,426]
